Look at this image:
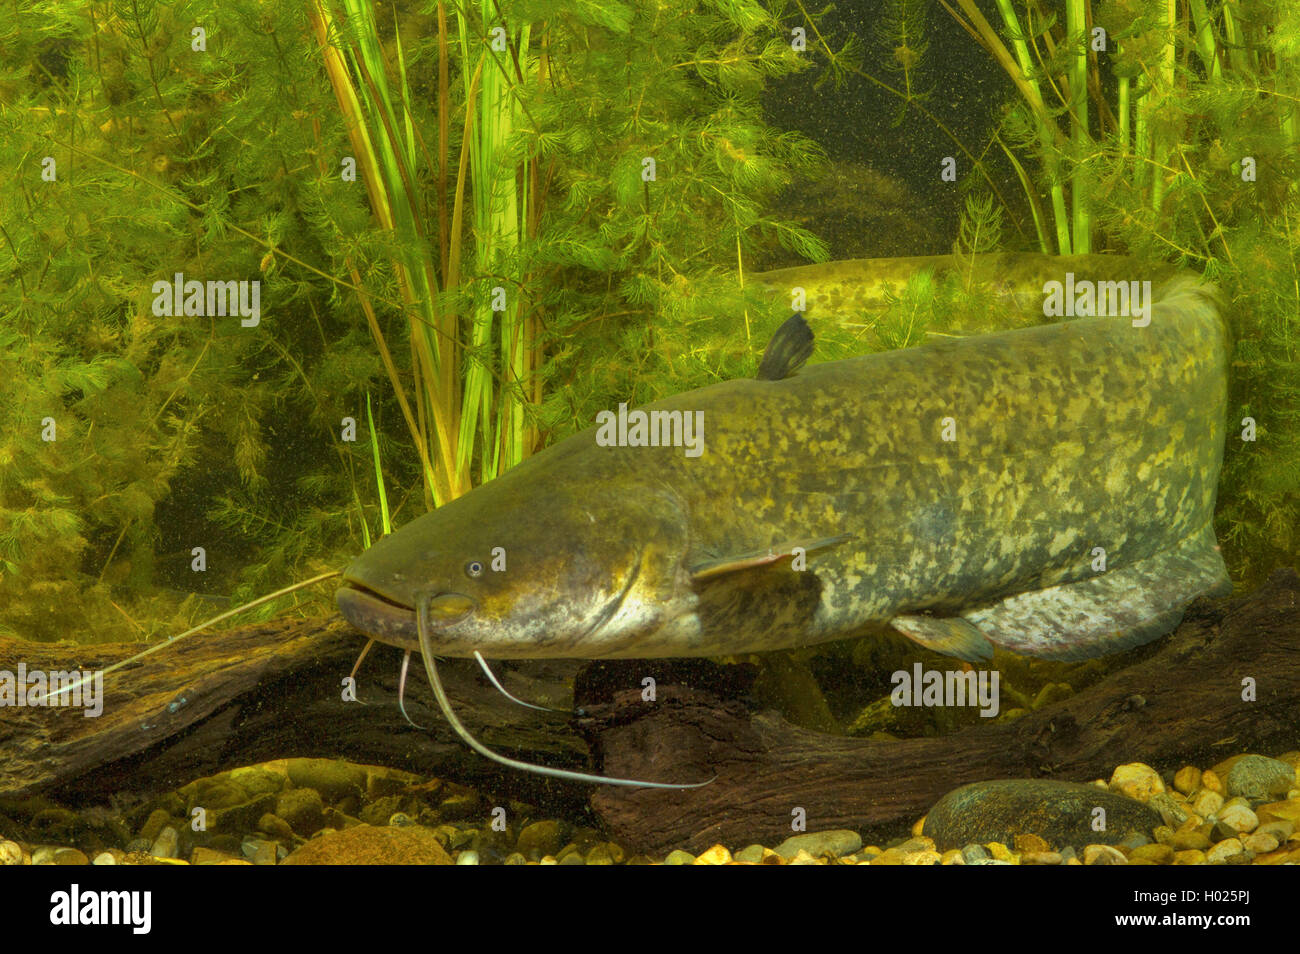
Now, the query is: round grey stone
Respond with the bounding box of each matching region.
[922,779,1162,851]
[1224,756,1295,800]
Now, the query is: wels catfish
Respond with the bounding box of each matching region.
[337,276,1231,670]
[59,275,1229,789]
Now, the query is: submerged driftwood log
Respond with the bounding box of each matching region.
[1,570,1297,856]
[584,569,1300,854]
[0,617,590,810]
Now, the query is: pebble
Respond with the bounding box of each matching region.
[1020,851,1062,865]
[515,820,565,858]
[987,842,1015,862]
[470,826,511,857]
[773,829,863,859]
[1222,755,1296,800]
[1242,831,1279,853]
[734,844,766,864]
[504,852,527,865]
[1214,804,1259,835]
[31,845,84,866]
[1206,838,1245,864]
[358,795,404,827]
[788,849,821,865]
[894,842,935,857]
[150,826,180,859]
[556,843,584,863]
[1200,769,1224,795]
[960,843,990,863]
[588,843,626,865]
[191,847,240,865]
[1148,793,1189,828]
[1173,766,1201,795]
[1118,831,1151,851]
[1256,819,1295,840]
[228,766,287,798]
[1083,845,1128,865]
[139,809,174,844]
[1109,763,1165,802]
[207,794,278,836]
[284,759,366,802]
[366,766,422,801]
[275,788,325,836]
[436,795,483,826]
[693,844,731,865]
[1255,800,1300,825]
[1013,833,1050,854]
[1128,843,1174,865]
[241,837,279,866]
[1191,790,1224,818]
[0,840,23,866]
[456,850,480,865]
[940,849,964,865]
[663,849,695,865]
[923,779,1161,851]
[257,813,295,843]
[438,793,482,821]
[92,851,119,865]
[558,851,586,865]
[1170,829,1211,851]
[1174,849,1206,865]
[903,849,941,865]
[179,778,242,812]
[280,823,452,865]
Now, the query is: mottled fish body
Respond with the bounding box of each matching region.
[337,277,1230,663]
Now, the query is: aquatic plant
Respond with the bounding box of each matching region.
[876,0,933,127]
[953,192,1005,292]
[0,0,827,639]
[308,0,834,504]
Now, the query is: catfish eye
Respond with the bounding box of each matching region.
[465,560,484,578]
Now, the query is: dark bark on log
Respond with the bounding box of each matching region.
[0,617,590,812]
[585,569,1300,856]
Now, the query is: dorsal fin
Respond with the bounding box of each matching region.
[756,313,814,381]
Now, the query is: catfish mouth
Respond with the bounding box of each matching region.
[336,579,418,648]
[337,577,480,650]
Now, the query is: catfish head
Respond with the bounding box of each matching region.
[335,469,696,659]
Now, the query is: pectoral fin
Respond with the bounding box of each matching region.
[890,614,995,663]
[690,533,853,583]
